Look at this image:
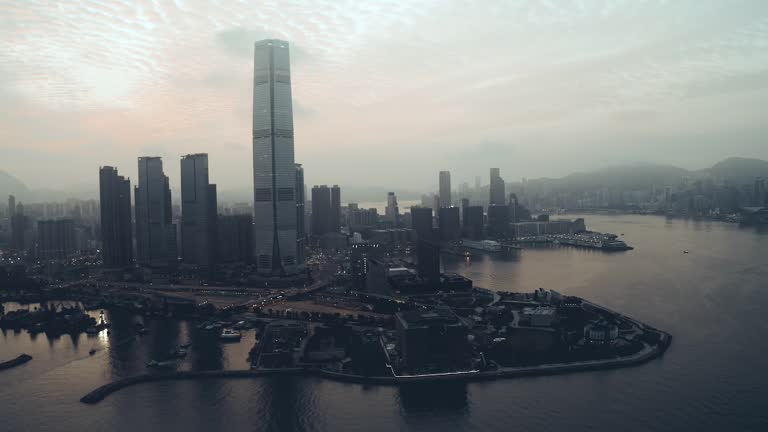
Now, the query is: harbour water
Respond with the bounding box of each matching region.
[2,214,768,431]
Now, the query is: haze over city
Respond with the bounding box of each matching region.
[2,0,768,193]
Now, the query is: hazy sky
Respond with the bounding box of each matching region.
[2,0,768,193]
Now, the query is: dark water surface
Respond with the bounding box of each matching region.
[2,215,768,431]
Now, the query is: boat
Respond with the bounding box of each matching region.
[137,326,149,335]
[179,342,192,349]
[461,239,502,252]
[89,348,96,355]
[146,359,176,368]
[168,348,187,358]
[683,250,689,254]
[219,329,242,342]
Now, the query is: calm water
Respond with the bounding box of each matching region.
[2,215,768,431]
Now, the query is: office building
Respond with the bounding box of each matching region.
[180,154,217,270]
[438,207,461,241]
[417,227,441,288]
[331,185,341,233]
[385,192,400,226]
[295,164,306,264]
[487,205,510,238]
[411,207,433,240]
[252,39,300,275]
[490,168,506,205]
[462,206,484,240]
[37,219,76,260]
[135,157,176,268]
[311,185,338,236]
[10,201,28,252]
[439,171,451,208]
[217,214,253,264]
[99,166,133,268]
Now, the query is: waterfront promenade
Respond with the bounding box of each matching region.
[80,332,670,404]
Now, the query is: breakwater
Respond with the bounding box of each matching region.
[81,333,670,404]
[0,354,32,371]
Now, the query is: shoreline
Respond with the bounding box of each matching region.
[80,332,671,404]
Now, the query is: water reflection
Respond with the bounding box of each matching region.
[398,382,469,415]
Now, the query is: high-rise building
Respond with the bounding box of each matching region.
[331,185,341,233]
[385,192,400,226]
[10,201,28,252]
[99,166,133,268]
[417,228,441,288]
[462,206,484,240]
[7,195,15,217]
[438,207,461,241]
[439,171,451,208]
[295,164,305,264]
[411,207,433,240]
[311,185,333,236]
[490,168,506,205]
[180,154,217,271]
[135,157,175,268]
[217,214,253,264]
[37,219,76,260]
[487,205,510,238]
[252,39,300,276]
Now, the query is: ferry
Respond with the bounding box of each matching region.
[461,239,502,252]
[219,329,242,342]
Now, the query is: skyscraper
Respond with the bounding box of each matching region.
[252,39,299,276]
[331,185,341,232]
[7,195,15,217]
[490,168,506,205]
[135,157,175,268]
[386,192,400,226]
[438,207,461,241]
[295,164,305,264]
[99,166,133,268]
[439,171,451,208]
[180,154,217,270]
[311,185,332,236]
[411,207,434,240]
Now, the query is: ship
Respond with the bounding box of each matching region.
[461,239,502,252]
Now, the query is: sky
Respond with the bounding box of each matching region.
[2,0,768,195]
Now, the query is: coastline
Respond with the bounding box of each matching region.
[80,332,671,404]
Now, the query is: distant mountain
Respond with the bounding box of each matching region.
[523,158,768,192]
[702,157,768,181]
[0,170,29,201]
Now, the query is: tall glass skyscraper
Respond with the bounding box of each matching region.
[252,39,300,276]
[181,153,217,271]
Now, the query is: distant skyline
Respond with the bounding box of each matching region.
[2,1,768,191]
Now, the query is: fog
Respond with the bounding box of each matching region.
[2,0,768,196]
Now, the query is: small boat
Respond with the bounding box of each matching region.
[683,250,689,254]
[179,342,192,349]
[137,327,149,335]
[146,359,175,368]
[219,329,242,342]
[168,348,187,358]
[89,348,96,355]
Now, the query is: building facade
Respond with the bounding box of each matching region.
[252,39,300,275]
[99,166,133,268]
[439,171,451,208]
[135,157,175,268]
[180,154,217,271]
